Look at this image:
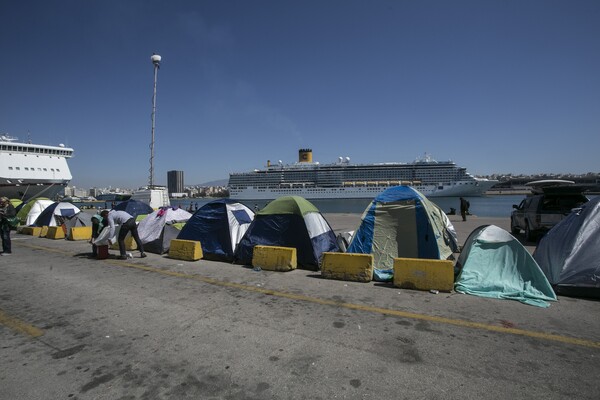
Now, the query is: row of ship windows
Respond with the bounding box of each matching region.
[1,145,71,156]
[7,166,61,172]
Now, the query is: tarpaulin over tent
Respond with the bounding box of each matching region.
[235,196,339,270]
[534,196,600,298]
[347,186,457,281]
[113,199,153,219]
[455,225,556,307]
[138,207,192,254]
[17,198,54,225]
[33,202,81,227]
[177,199,254,261]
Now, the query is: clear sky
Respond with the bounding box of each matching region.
[1,0,599,189]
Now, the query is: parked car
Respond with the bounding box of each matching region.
[510,182,588,241]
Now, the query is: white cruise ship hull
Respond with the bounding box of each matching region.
[0,135,73,201]
[230,179,497,200]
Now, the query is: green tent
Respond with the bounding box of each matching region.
[235,196,339,270]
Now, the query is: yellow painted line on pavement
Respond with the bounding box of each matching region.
[17,242,600,350]
[0,309,44,338]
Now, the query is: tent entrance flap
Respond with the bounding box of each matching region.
[373,202,418,269]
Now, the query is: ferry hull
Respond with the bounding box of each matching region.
[229,180,497,200]
[0,180,69,201]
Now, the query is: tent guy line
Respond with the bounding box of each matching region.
[15,241,600,350]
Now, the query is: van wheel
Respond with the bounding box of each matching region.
[525,224,535,242]
[510,218,520,235]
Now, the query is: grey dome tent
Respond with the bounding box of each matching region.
[455,225,556,307]
[534,196,600,298]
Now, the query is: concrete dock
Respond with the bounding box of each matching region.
[1,214,598,399]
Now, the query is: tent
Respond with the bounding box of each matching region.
[17,198,54,225]
[235,196,339,270]
[177,199,254,261]
[533,196,600,298]
[346,186,458,281]
[9,199,22,209]
[137,207,193,254]
[63,212,94,236]
[33,202,81,227]
[113,199,153,219]
[455,225,556,307]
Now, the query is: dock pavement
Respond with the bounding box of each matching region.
[1,214,598,399]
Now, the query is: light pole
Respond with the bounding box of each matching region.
[149,53,161,188]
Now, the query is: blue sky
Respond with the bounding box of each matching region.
[1,0,599,189]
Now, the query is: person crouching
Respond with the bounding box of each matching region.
[100,209,146,259]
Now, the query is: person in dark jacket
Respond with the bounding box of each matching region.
[459,197,470,221]
[0,197,16,255]
[90,213,106,257]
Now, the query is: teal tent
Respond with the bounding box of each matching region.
[455,225,556,307]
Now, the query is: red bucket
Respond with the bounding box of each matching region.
[97,245,109,260]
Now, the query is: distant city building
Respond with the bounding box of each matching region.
[167,170,184,195]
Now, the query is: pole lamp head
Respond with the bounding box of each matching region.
[151,54,161,66]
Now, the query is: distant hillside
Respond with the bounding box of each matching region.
[197,178,228,187]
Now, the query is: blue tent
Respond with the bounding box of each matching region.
[235,196,339,270]
[113,199,153,218]
[177,199,254,261]
[347,186,457,281]
[33,202,81,227]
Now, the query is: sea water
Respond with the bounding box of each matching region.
[169,195,528,218]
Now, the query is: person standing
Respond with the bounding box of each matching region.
[459,197,470,221]
[0,197,16,255]
[100,209,146,260]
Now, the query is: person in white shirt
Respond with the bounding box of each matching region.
[100,209,147,260]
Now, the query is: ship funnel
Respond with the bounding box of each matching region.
[267,160,271,167]
[299,148,313,163]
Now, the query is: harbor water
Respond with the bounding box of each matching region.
[80,194,598,218]
[170,195,529,218]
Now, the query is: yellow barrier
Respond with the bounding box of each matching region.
[169,239,203,261]
[321,252,373,282]
[20,227,42,236]
[393,257,454,292]
[39,226,49,238]
[68,226,92,241]
[252,245,297,272]
[110,235,137,250]
[46,226,65,240]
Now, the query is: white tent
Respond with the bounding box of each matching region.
[18,199,55,226]
[137,207,193,254]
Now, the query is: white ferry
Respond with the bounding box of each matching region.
[228,149,498,200]
[0,134,73,200]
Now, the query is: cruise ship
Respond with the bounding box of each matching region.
[0,134,73,201]
[228,149,498,200]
